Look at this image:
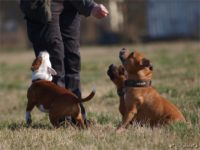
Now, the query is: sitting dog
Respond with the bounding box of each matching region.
[116,48,186,131]
[26,51,95,129]
[107,64,127,120]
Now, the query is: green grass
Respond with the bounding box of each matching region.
[0,42,200,150]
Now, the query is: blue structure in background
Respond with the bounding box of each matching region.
[147,0,200,39]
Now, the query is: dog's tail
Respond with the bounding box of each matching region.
[79,86,96,103]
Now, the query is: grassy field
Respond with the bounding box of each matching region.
[0,42,200,150]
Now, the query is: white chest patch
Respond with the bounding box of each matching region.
[37,105,49,113]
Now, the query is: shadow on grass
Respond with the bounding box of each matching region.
[0,121,53,131]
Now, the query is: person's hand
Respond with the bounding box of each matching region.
[91,4,109,19]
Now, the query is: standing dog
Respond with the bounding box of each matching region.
[26,51,95,129]
[116,48,185,131]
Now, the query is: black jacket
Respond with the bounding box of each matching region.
[68,0,96,17]
[20,0,96,23]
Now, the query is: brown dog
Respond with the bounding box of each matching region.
[107,64,127,119]
[117,48,185,131]
[26,52,95,129]
[26,80,95,129]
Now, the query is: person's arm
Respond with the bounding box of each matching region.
[69,0,96,17]
[69,0,109,18]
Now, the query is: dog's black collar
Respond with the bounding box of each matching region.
[117,88,125,97]
[124,80,151,87]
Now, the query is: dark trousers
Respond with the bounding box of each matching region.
[26,0,86,117]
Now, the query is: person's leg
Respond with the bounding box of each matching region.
[26,19,46,56]
[60,2,87,120]
[44,0,65,87]
[26,0,65,87]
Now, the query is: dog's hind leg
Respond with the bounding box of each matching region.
[75,114,85,129]
[73,108,86,129]
[49,108,61,128]
[49,114,60,128]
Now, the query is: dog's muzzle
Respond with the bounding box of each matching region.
[119,48,127,63]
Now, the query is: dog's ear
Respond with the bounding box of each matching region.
[47,67,57,75]
[140,58,153,70]
[31,57,42,72]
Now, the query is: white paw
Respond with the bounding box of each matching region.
[26,111,32,125]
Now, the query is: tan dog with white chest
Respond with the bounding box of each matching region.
[26,51,95,129]
[117,48,186,131]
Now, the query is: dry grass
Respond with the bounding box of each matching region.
[0,41,200,150]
